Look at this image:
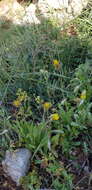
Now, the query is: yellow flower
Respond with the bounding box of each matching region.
[43,102,52,111]
[80,90,86,100]
[51,113,59,121]
[18,95,26,102]
[13,99,21,107]
[16,89,27,102]
[52,59,60,69]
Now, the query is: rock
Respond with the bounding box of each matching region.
[67,0,89,16]
[23,4,40,24]
[46,0,69,9]
[43,0,88,10]
[0,0,89,25]
[37,0,89,25]
[2,148,31,186]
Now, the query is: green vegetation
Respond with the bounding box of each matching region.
[0,4,92,190]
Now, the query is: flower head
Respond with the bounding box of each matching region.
[13,99,21,107]
[52,59,61,69]
[16,89,28,102]
[18,95,26,102]
[43,102,52,111]
[12,89,28,107]
[80,90,86,100]
[51,113,60,121]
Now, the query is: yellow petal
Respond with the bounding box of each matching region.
[13,100,21,107]
[53,59,60,69]
[51,113,59,120]
[43,102,52,111]
[80,90,86,100]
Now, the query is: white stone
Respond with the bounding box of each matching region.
[0,0,89,25]
[46,0,68,9]
[2,148,31,185]
[23,4,40,24]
